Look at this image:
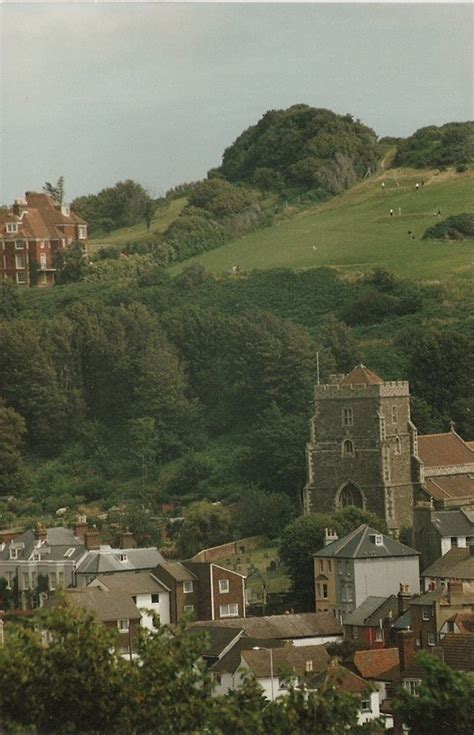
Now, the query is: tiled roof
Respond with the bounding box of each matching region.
[242,644,329,678]
[191,612,342,639]
[424,475,474,501]
[155,561,198,582]
[314,525,419,559]
[338,364,384,386]
[76,547,165,575]
[353,648,400,679]
[0,192,86,242]
[430,510,474,537]
[421,548,474,580]
[91,571,169,595]
[189,626,243,659]
[440,633,474,672]
[58,587,141,622]
[417,432,474,469]
[210,637,286,675]
[308,661,368,693]
[409,587,447,605]
[343,596,388,626]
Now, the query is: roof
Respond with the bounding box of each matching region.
[338,364,384,387]
[191,612,342,639]
[353,648,400,680]
[241,644,329,678]
[189,626,243,660]
[210,637,286,675]
[424,475,474,502]
[417,432,474,470]
[430,510,474,537]
[343,596,389,626]
[421,548,474,580]
[308,661,368,694]
[154,561,197,582]
[55,587,141,622]
[0,527,85,563]
[446,612,474,634]
[91,572,169,595]
[314,525,419,560]
[440,633,474,672]
[409,587,447,606]
[76,547,165,576]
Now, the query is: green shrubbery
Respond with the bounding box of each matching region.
[394,122,474,169]
[422,213,474,241]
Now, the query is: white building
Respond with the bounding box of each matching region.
[89,572,171,629]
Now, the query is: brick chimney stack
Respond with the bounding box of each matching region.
[34,522,47,543]
[119,530,137,549]
[73,515,88,541]
[85,526,100,551]
[397,630,416,672]
[447,579,464,605]
[398,583,412,616]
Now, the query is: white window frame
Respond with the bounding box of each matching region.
[6,223,18,234]
[422,607,431,621]
[404,679,420,696]
[218,579,230,594]
[15,253,26,269]
[117,619,129,632]
[427,633,436,646]
[361,697,371,713]
[9,547,18,560]
[183,604,194,613]
[22,572,30,590]
[15,241,24,249]
[219,603,239,618]
[375,628,383,642]
[352,626,359,640]
[49,572,57,591]
[342,407,353,427]
[78,225,87,239]
[6,571,14,589]
[118,553,128,563]
[64,548,75,558]
[183,580,194,594]
[375,534,383,546]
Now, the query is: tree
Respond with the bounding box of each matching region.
[174,500,233,558]
[43,175,65,204]
[127,417,157,489]
[316,314,361,374]
[237,486,296,538]
[0,399,26,493]
[52,241,88,284]
[393,653,474,735]
[143,196,156,232]
[0,279,21,320]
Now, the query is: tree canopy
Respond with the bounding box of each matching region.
[393,121,474,169]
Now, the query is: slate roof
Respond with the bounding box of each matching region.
[338,364,384,387]
[75,547,165,576]
[0,527,85,563]
[191,612,342,639]
[353,648,400,680]
[154,561,197,582]
[424,475,474,501]
[189,626,243,660]
[343,597,389,626]
[430,510,474,537]
[91,572,169,595]
[409,587,447,606]
[54,587,141,622]
[313,524,419,559]
[421,548,474,581]
[417,432,474,470]
[241,644,329,678]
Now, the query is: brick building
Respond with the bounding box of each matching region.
[0,191,87,287]
[304,364,474,532]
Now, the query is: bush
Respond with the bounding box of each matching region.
[340,288,422,326]
[394,121,474,169]
[164,210,228,260]
[422,213,474,241]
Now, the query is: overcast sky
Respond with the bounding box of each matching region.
[0,3,472,202]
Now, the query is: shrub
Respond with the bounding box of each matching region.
[422,213,474,241]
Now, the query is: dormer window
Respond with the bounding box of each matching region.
[78,225,87,239]
[342,439,355,456]
[6,223,18,234]
[9,547,18,560]
[375,535,383,545]
[64,548,76,558]
[118,553,127,563]
[33,553,41,561]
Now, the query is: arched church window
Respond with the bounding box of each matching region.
[339,482,363,509]
[343,439,355,456]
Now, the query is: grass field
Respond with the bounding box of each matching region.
[170,168,473,281]
[219,544,291,601]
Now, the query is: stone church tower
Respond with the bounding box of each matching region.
[304,365,419,531]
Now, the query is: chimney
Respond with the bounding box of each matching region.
[73,515,88,541]
[119,530,137,549]
[324,528,338,547]
[34,522,48,543]
[397,630,416,673]
[398,583,412,616]
[447,579,464,605]
[85,526,100,551]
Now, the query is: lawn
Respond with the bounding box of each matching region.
[219,544,291,603]
[170,168,473,281]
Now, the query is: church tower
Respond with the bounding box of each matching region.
[304,365,418,531]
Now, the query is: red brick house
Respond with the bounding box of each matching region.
[0,192,87,287]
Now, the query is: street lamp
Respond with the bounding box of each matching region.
[252,646,275,702]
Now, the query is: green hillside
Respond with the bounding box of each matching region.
[171,168,473,281]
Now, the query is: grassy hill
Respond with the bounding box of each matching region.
[170,168,473,281]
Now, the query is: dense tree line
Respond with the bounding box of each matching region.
[71,179,154,233]
[393,121,473,169]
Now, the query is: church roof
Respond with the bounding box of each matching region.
[338,364,384,386]
[417,432,474,469]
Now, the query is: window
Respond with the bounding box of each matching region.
[352,626,359,640]
[319,560,324,573]
[342,439,355,456]
[422,607,431,621]
[405,679,420,696]
[9,547,18,560]
[361,697,371,712]
[16,271,26,284]
[338,561,344,575]
[346,584,353,602]
[375,534,383,546]
[395,436,402,455]
[22,573,29,590]
[31,572,37,588]
[219,603,239,618]
[64,548,75,558]
[212,673,222,685]
[428,633,436,646]
[40,253,47,269]
[58,572,64,587]
[327,560,332,573]
[78,225,87,239]
[49,572,57,591]
[6,571,14,590]
[183,580,194,594]
[322,583,328,599]
[218,579,230,594]
[117,619,129,632]
[345,561,351,576]
[391,405,397,424]
[151,593,160,604]
[118,553,128,562]
[33,553,41,561]
[342,407,353,427]
[375,628,383,642]
[447,621,455,633]
[15,254,25,269]
[6,223,18,233]
[451,537,458,548]
[15,241,24,249]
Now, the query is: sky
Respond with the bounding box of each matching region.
[0,3,472,203]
